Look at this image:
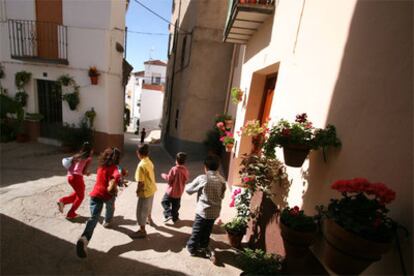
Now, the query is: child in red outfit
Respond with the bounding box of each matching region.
[161,152,189,223]
[57,142,93,219]
[76,147,121,258]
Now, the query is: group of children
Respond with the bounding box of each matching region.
[57,142,226,259]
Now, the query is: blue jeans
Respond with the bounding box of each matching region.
[161,193,181,221]
[187,214,215,253]
[81,196,115,241]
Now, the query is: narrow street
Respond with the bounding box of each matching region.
[0,135,240,275]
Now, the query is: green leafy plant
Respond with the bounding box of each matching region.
[238,119,268,137]
[220,132,235,146]
[239,154,289,195]
[85,108,96,128]
[280,206,317,232]
[15,71,31,89]
[0,93,24,142]
[57,74,75,86]
[14,91,28,107]
[88,66,100,77]
[62,88,80,110]
[223,216,248,235]
[317,178,396,242]
[264,113,341,159]
[238,248,284,275]
[231,87,243,104]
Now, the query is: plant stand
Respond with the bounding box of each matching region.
[280,222,317,258]
[282,144,310,167]
[320,219,391,275]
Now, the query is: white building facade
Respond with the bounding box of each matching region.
[125,60,166,132]
[0,0,129,152]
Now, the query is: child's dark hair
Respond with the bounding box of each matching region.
[137,144,149,156]
[204,155,220,171]
[74,142,92,159]
[176,152,187,165]
[98,147,121,166]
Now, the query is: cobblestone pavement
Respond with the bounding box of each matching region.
[0,135,241,275]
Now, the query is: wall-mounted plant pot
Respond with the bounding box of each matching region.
[225,143,234,152]
[90,76,98,85]
[280,221,317,258]
[320,219,391,275]
[251,134,265,155]
[225,119,233,130]
[282,144,310,167]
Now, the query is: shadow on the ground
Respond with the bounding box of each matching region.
[0,213,186,275]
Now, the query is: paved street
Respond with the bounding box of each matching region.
[0,134,241,275]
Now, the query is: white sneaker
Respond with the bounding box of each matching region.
[76,236,88,258]
[57,202,64,213]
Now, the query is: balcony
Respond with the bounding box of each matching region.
[223,0,275,44]
[8,19,68,65]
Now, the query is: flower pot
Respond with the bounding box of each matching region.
[282,144,310,167]
[227,232,244,248]
[320,219,391,275]
[280,222,317,258]
[251,134,265,155]
[90,76,98,85]
[25,120,40,141]
[225,143,234,152]
[224,119,233,130]
[239,0,247,3]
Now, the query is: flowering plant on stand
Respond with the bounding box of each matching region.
[280,206,317,232]
[317,178,396,242]
[220,131,235,146]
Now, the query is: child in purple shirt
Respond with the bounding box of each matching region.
[161,152,189,223]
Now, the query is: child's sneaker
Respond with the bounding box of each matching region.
[57,202,64,213]
[76,236,88,258]
[103,221,112,228]
[163,216,172,223]
[66,213,80,220]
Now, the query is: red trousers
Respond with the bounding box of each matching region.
[59,174,85,218]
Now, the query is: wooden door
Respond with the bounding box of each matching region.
[38,80,62,138]
[259,74,277,123]
[35,0,62,59]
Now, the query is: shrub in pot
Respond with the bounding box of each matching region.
[238,248,284,275]
[223,216,247,248]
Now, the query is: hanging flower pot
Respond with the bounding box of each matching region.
[251,133,265,155]
[320,219,392,275]
[225,119,234,130]
[90,75,98,85]
[280,221,316,258]
[225,143,234,152]
[282,144,310,167]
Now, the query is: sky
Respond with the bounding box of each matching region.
[126,0,172,72]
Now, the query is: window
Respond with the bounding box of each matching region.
[181,36,187,68]
[175,109,179,129]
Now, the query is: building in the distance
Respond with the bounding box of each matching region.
[0,0,131,152]
[125,59,166,133]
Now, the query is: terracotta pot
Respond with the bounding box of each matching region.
[25,120,40,141]
[321,219,391,275]
[90,76,98,85]
[225,143,234,152]
[282,144,310,167]
[239,0,247,3]
[280,221,317,258]
[227,232,244,248]
[251,133,265,155]
[224,119,233,130]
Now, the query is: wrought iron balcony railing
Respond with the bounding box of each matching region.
[8,19,68,65]
[224,0,275,44]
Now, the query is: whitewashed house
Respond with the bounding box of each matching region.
[0,0,131,152]
[125,59,166,133]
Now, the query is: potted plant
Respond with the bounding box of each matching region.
[239,154,289,195]
[62,87,80,110]
[238,248,284,275]
[238,119,269,154]
[280,206,317,258]
[231,87,243,104]
[57,74,75,87]
[15,71,31,89]
[84,108,96,128]
[220,131,235,152]
[14,91,28,107]
[24,112,43,141]
[317,178,397,275]
[263,113,341,167]
[88,66,100,85]
[223,216,248,248]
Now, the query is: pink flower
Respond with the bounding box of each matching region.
[225,131,233,137]
[219,136,225,142]
[216,122,224,129]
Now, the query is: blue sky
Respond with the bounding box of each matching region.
[126,0,172,72]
